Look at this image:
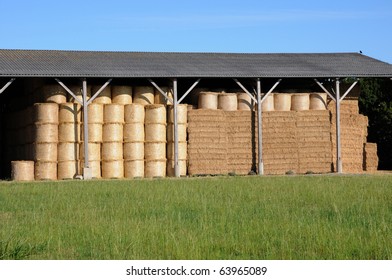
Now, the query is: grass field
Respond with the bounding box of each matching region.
[0,175,391,260]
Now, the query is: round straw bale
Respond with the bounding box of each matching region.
[103,104,124,123]
[102,142,123,160]
[167,124,187,142]
[58,160,79,180]
[58,123,81,142]
[218,93,238,111]
[154,86,173,105]
[145,123,166,142]
[123,123,144,142]
[145,160,166,178]
[167,141,187,160]
[144,142,166,160]
[198,92,218,109]
[80,142,101,161]
[274,93,291,111]
[91,85,112,104]
[43,84,67,104]
[80,123,103,143]
[11,161,35,181]
[33,103,59,123]
[67,85,84,103]
[124,160,144,178]
[124,104,145,123]
[166,159,187,177]
[261,94,274,111]
[59,102,81,123]
[33,143,58,161]
[111,86,133,104]
[87,103,104,123]
[133,86,154,105]
[80,160,101,179]
[102,123,124,142]
[291,93,310,111]
[144,104,166,124]
[167,104,187,124]
[58,142,79,161]
[34,123,58,143]
[310,93,327,110]
[102,160,124,179]
[34,161,57,180]
[124,142,144,160]
[237,93,253,111]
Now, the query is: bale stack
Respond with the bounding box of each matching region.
[91,85,112,104]
[154,86,173,105]
[33,103,59,180]
[58,103,81,179]
[274,93,291,111]
[187,109,228,175]
[363,143,378,172]
[198,92,219,109]
[218,93,237,111]
[112,86,133,105]
[80,103,104,178]
[102,104,124,178]
[310,93,327,110]
[11,160,35,181]
[226,111,253,175]
[237,92,254,111]
[166,105,188,176]
[134,86,154,105]
[144,105,166,178]
[42,84,67,104]
[124,104,145,178]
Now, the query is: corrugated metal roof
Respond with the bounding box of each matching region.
[0,49,391,78]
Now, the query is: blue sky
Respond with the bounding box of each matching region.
[1,0,391,63]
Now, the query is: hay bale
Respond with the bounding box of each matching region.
[59,103,82,123]
[310,93,327,110]
[81,123,103,143]
[133,86,154,105]
[123,123,144,142]
[35,161,57,180]
[80,160,101,179]
[198,92,218,109]
[11,161,35,181]
[102,123,124,142]
[218,93,237,111]
[124,142,144,160]
[102,142,123,160]
[274,93,291,111]
[167,141,187,160]
[145,160,166,178]
[58,161,79,180]
[154,86,173,105]
[33,143,58,161]
[124,160,144,178]
[80,142,101,161]
[261,94,274,111]
[237,92,253,111]
[43,84,67,104]
[103,104,124,123]
[167,123,187,142]
[144,104,166,124]
[33,103,59,123]
[124,104,145,123]
[91,85,112,104]
[167,104,187,124]
[145,123,166,142]
[34,123,58,143]
[67,85,88,102]
[144,142,166,160]
[58,142,79,161]
[87,103,104,123]
[58,123,81,142]
[102,160,124,179]
[166,160,187,177]
[291,94,310,111]
[111,86,132,104]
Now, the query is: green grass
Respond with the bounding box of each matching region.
[0,175,391,259]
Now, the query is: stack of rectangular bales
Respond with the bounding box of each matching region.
[187,109,228,175]
[363,143,378,171]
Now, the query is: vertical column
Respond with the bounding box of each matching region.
[335,78,342,173]
[173,78,179,177]
[82,79,92,179]
[257,78,264,175]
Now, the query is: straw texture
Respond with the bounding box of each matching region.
[59,102,81,123]
[274,94,291,111]
[80,142,101,161]
[123,123,144,142]
[261,94,274,111]
[167,104,187,124]
[144,105,166,124]
[35,161,57,180]
[237,93,253,111]
[124,142,144,160]
[11,161,35,181]
[111,86,132,104]
[133,86,154,105]
[291,94,310,111]
[87,103,104,123]
[91,85,112,104]
[154,86,173,105]
[43,84,67,104]
[102,142,123,160]
[144,142,166,160]
[167,124,187,142]
[218,93,238,111]
[102,160,124,179]
[124,104,145,123]
[103,123,123,142]
[145,160,166,178]
[310,93,327,110]
[103,104,124,123]
[58,142,79,161]
[33,103,59,123]
[198,92,218,109]
[124,160,144,178]
[34,143,58,161]
[57,161,79,180]
[167,141,187,160]
[58,123,81,142]
[80,160,101,179]
[34,123,58,143]
[145,123,166,142]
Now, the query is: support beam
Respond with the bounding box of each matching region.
[0,78,16,94]
[82,79,92,180]
[256,78,263,175]
[87,79,112,105]
[233,79,258,104]
[340,80,358,101]
[335,78,342,174]
[148,79,174,104]
[260,79,282,104]
[314,79,336,102]
[177,79,200,105]
[55,78,83,105]
[173,78,180,177]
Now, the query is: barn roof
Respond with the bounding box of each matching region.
[1,49,391,78]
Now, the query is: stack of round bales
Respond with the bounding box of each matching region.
[133,86,154,105]
[11,160,35,181]
[166,105,187,176]
[309,93,327,110]
[124,104,145,178]
[274,93,291,111]
[291,93,310,111]
[112,85,133,105]
[154,86,173,105]
[102,104,124,178]
[80,103,104,178]
[237,93,253,111]
[33,103,59,180]
[144,105,166,178]
[198,91,219,109]
[42,84,67,104]
[58,103,81,179]
[91,85,112,104]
